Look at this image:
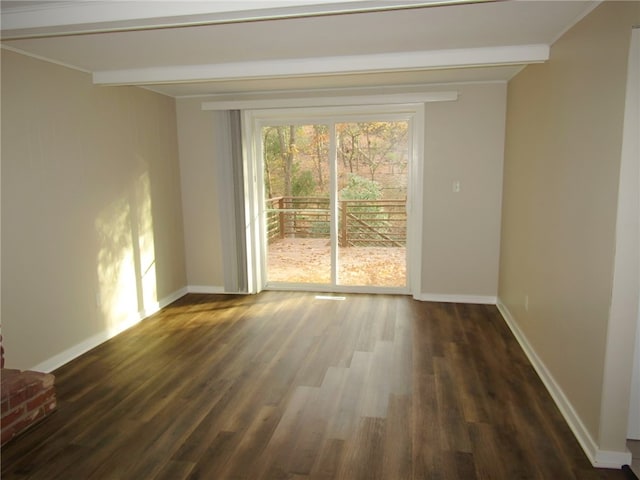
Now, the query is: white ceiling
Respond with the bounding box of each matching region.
[0,0,599,97]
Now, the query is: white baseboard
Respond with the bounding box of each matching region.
[157,286,189,309]
[496,299,632,469]
[414,293,497,304]
[139,286,189,318]
[30,286,189,373]
[593,450,634,469]
[187,285,226,294]
[30,330,113,374]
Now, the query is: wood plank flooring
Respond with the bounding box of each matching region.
[0,292,630,479]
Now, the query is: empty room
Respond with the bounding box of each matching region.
[1,0,639,478]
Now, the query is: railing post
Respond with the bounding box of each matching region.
[278,197,285,239]
[340,200,348,247]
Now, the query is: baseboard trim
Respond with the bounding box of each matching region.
[496,299,632,469]
[414,293,497,304]
[187,285,226,294]
[30,330,112,374]
[142,286,189,317]
[30,287,190,373]
[594,450,635,469]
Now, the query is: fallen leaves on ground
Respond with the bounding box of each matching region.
[267,238,406,287]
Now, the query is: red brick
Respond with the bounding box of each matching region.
[28,371,54,388]
[1,368,23,381]
[26,388,56,412]
[1,405,25,429]
[26,383,45,398]
[1,424,16,445]
[8,388,27,410]
[25,407,45,424]
[10,414,42,440]
[1,369,56,447]
[44,399,57,413]
[1,369,27,401]
[2,370,54,396]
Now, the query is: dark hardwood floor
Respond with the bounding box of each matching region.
[1,292,629,479]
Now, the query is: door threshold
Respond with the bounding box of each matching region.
[264,283,410,295]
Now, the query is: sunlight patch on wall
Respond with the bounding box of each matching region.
[95,170,158,336]
[134,172,158,317]
[96,194,139,335]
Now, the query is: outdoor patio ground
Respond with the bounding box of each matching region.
[266,237,406,287]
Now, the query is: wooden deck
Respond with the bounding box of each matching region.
[1,292,629,479]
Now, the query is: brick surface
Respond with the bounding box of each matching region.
[45,403,57,415]
[1,369,27,401]
[11,414,41,441]
[1,404,25,429]
[26,388,56,411]
[1,424,15,445]
[8,388,27,410]
[1,368,56,447]
[2,370,54,400]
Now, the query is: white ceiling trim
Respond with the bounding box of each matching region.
[201,90,458,110]
[93,44,549,86]
[0,0,491,39]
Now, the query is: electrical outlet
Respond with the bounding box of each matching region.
[452,180,461,193]
[524,294,529,312]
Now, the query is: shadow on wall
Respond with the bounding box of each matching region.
[95,165,158,336]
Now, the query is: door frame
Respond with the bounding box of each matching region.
[242,103,425,297]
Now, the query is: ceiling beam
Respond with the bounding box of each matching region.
[92,44,549,86]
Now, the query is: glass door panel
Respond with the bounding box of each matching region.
[263,124,331,284]
[336,121,409,287]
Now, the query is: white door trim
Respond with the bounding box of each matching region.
[242,103,430,297]
[202,91,457,111]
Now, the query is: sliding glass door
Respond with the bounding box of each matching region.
[257,111,412,293]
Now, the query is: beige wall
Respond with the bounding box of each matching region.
[422,83,506,299]
[175,98,224,288]
[499,0,639,453]
[1,50,187,370]
[177,84,506,298]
